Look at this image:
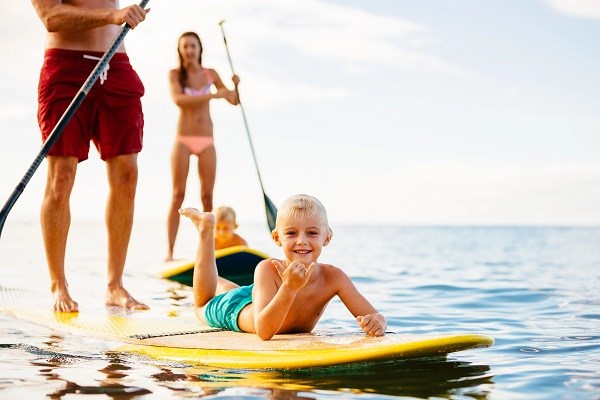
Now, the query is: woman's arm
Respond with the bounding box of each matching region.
[168,69,215,107]
[211,70,240,106]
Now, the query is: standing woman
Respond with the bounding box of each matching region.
[166,31,240,261]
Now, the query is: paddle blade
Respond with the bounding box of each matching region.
[263,193,277,232]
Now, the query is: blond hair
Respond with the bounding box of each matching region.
[275,194,332,237]
[214,206,237,223]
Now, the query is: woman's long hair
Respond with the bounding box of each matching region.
[177,31,203,91]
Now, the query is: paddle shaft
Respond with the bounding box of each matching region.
[218,21,277,232]
[0,0,150,238]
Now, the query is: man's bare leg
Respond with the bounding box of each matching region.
[41,156,79,312]
[105,154,148,310]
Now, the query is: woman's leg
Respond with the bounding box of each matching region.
[166,141,190,261]
[196,144,216,212]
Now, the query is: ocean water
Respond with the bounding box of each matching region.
[0,219,599,399]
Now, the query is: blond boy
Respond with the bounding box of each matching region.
[179,194,386,340]
[213,206,248,250]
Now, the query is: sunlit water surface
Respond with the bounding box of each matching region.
[0,220,598,399]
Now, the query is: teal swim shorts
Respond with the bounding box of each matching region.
[204,284,254,332]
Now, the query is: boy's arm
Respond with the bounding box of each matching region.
[333,267,387,336]
[252,259,314,340]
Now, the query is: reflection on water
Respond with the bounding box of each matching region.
[184,358,493,399]
[37,353,152,399]
[2,331,493,399]
[48,382,151,399]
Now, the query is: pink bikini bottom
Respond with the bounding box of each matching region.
[177,136,214,154]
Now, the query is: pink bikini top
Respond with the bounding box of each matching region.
[183,68,213,96]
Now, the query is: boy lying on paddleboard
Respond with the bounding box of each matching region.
[180,194,387,340]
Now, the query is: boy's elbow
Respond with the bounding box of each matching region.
[255,322,275,341]
[193,306,205,322]
[257,332,274,341]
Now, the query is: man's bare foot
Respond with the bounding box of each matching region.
[52,287,79,313]
[165,254,175,262]
[106,286,149,310]
[178,208,214,236]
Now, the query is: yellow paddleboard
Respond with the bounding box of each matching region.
[0,287,494,370]
[160,246,269,286]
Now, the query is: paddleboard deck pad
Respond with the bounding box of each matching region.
[160,246,269,286]
[0,287,494,370]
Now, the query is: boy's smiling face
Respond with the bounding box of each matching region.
[272,213,331,265]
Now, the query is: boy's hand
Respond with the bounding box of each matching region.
[356,312,386,336]
[271,260,315,292]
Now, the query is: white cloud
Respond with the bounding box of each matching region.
[546,0,600,20]
[239,0,469,77]
[135,0,469,77]
[121,0,470,111]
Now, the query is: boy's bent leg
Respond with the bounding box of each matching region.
[42,156,79,312]
[105,154,148,310]
[217,276,239,293]
[179,208,219,309]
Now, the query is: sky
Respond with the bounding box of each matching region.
[0,0,599,227]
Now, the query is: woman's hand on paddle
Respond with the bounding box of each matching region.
[271,260,314,292]
[214,87,238,104]
[212,87,229,99]
[224,90,239,105]
[228,75,241,105]
[357,312,387,337]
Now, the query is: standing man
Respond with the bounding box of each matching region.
[31,0,150,312]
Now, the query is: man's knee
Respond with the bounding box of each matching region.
[108,155,138,189]
[45,158,77,202]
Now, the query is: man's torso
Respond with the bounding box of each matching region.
[45,0,125,52]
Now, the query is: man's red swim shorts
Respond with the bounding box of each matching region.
[37,48,145,161]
